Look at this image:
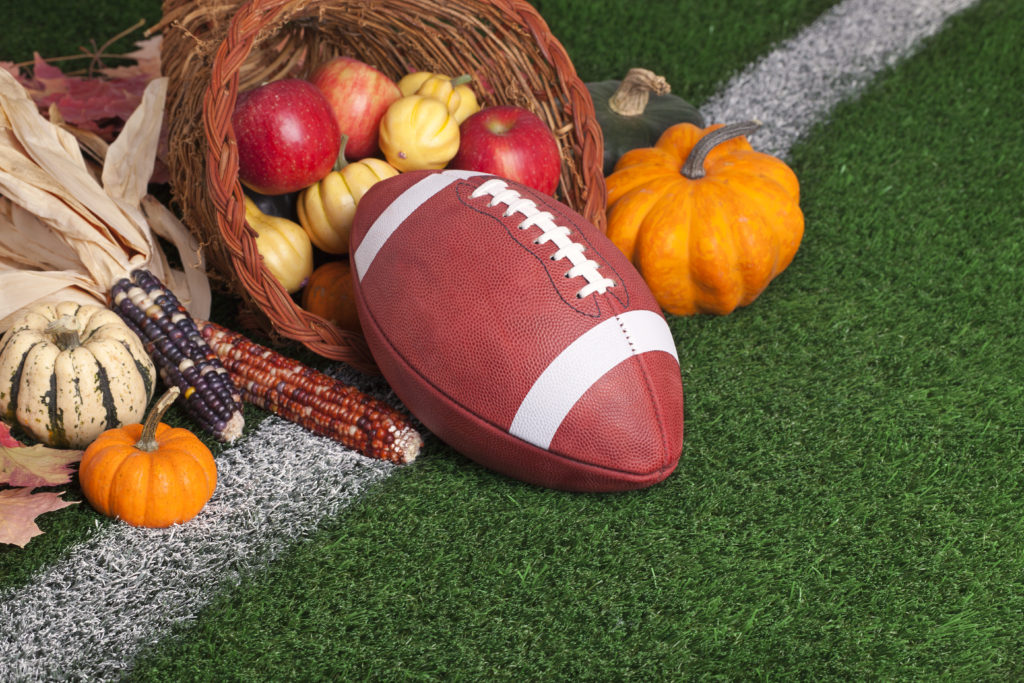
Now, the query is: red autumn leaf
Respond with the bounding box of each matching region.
[0,61,23,81]
[1,443,83,488]
[96,35,163,82]
[0,488,78,548]
[32,56,146,139]
[5,36,167,179]
[17,52,155,142]
[0,422,21,448]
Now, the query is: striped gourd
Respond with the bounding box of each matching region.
[0,301,157,448]
[109,269,245,442]
[199,320,422,464]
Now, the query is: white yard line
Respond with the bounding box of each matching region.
[700,0,979,158]
[0,414,397,681]
[0,0,980,679]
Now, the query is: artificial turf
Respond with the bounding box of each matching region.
[3,0,1024,679]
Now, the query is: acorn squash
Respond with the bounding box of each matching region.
[587,68,705,175]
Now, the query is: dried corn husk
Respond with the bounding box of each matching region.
[0,68,208,333]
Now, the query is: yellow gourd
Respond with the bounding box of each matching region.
[378,95,461,172]
[243,196,314,293]
[297,139,400,254]
[397,71,437,96]
[399,72,481,124]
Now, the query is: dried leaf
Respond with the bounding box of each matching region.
[1,443,83,488]
[0,266,104,333]
[0,69,210,330]
[103,76,165,206]
[97,35,163,81]
[22,54,150,142]
[140,194,210,315]
[0,62,21,81]
[0,487,77,548]
[0,193,99,272]
[0,422,22,448]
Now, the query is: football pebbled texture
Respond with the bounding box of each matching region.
[350,169,683,492]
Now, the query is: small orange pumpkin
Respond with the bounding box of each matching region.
[301,259,361,333]
[78,387,217,528]
[605,120,804,316]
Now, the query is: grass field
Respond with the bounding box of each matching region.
[2,0,1023,679]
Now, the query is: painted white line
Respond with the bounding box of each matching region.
[701,0,978,158]
[0,375,400,682]
[0,0,981,678]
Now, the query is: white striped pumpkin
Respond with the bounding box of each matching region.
[0,302,156,448]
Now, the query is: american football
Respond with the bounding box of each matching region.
[350,169,683,492]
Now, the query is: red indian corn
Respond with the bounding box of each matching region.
[199,321,421,464]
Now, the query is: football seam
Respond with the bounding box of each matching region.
[454,180,631,319]
[362,294,672,482]
[368,301,671,483]
[615,314,676,472]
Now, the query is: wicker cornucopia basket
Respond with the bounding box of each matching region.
[156,0,606,373]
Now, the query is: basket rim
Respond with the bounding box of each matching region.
[178,0,606,369]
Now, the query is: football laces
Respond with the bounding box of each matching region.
[470,178,616,298]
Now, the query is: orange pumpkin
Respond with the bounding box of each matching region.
[78,387,217,528]
[301,259,361,333]
[605,120,804,316]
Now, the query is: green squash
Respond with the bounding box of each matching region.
[587,68,705,176]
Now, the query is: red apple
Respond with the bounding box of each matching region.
[310,57,401,160]
[232,78,341,195]
[448,105,562,195]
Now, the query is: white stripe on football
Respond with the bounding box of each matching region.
[351,170,683,492]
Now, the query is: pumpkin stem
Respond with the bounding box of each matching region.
[332,135,351,171]
[450,74,473,87]
[136,386,181,452]
[607,68,671,117]
[45,314,82,351]
[681,120,762,179]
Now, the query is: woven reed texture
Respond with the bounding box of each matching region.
[156,0,606,371]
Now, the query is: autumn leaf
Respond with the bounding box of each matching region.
[0,61,21,80]
[0,488,78,548]
[96,35,163,81]
[3,33,166,181]
[0,421,21,448]
[1,443,83,488]
[0,423,80,547]
[21,54,147,141]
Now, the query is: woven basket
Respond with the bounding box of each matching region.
[156,0,606,373]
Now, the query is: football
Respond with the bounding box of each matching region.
[350,170,683,492]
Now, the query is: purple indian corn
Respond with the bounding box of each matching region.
[199,320,421,464]
[109,269,245,442]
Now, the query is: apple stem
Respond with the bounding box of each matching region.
[333,135,350,171]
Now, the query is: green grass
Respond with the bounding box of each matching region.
[0,1,162,68]
[532,0,838,101]
[4,0,1024,679]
